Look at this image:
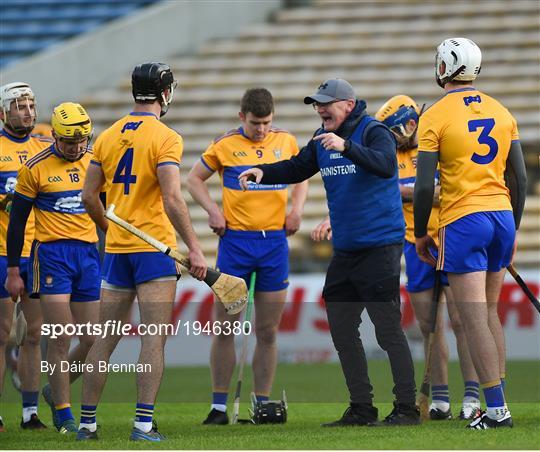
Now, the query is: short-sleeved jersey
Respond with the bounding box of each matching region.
[0,130,52,256]
[92,112,182,253]
[201,127,299,231]
[418,87,518,227]
[16,145,98,243]
[397,147,440,244]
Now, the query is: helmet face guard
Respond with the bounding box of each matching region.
[131,62,177,117]
[51,102,93,162]
[375,95,422,151]
[0,82,37,135]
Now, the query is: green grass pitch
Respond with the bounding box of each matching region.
[1,361,539,449]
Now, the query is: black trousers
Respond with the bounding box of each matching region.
[323,243,416,406]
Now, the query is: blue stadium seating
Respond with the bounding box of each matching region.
[0,0,159,68]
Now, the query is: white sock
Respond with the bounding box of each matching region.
[79,422,97,432]
[486,406,506,420]
[22,406,37,423]
[134,420,152,433]
[430,401,450,412]
[462,396,480,405]
[211,404,227,413]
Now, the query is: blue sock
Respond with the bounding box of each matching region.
[483,383,506,418]
[431,385,450,403]
[80,404,97,426]
[56,405,74,423]
[212,392,228,406]
[135,403,154,424]
[464,380,480,400]
[22,391,39,410]
[483,383,505,409]
[256,395,269,402]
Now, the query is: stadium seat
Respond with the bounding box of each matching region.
[0,0,159,68]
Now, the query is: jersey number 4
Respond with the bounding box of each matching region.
[469,118,498,165]
[113,147,137,194]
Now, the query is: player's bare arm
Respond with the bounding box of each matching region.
[82,163,108,232]
[187,160,226,236]
[157,164,207,280]
[285,181,308,236]
[238,167,263,191]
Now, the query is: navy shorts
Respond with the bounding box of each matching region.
[438,211,515,273]
[216,229,289,292]
[102,251,177,289]
[28,240,101,302]
[404,241,448,293]
[0,255,30,298]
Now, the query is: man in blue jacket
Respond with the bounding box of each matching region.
[239,79,419,426]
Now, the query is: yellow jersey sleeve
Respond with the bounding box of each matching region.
[200,141,221,172]
[157,131,182,166]
[417,114,440,153]
[510,114,520,141]
[14,164,38,199]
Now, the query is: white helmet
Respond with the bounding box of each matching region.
[435,38,482,88]
[0,82,37,134]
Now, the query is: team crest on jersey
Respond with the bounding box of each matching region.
[54,193,83,213]
[273,148,282,159]
[411,157,417,168]
[45,275,53,287]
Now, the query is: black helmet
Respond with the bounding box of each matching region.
[131,62,177,117]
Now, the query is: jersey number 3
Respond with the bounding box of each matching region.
[113,147,137,194]
[469,118,498,165]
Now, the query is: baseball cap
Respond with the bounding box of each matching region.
[304,78,356,104]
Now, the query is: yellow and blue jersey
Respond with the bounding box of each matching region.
[201,126,299,231]
[15,145,98,243]
[92,112,182,253]
[0,130,52,256]
[397,147,440,244]
[418,87,518,227]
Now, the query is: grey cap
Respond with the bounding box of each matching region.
[304,78,356,104]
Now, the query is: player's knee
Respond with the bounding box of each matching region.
[140,334,165,351]
[48,334,72,353]
[255,325,278,346]
[78,333,96,349]
[214,327,236,342]
[450,316,464,337]
[24,324,42,346]
[0,326,9,347]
